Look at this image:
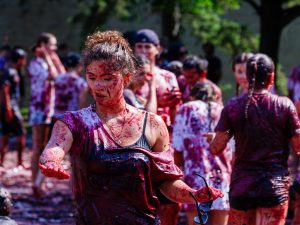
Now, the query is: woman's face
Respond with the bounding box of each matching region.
[134,64,151,88]
[234,63,248,91]
[86,60,125,106]
[134,43,159,63]
[45,37,57,53]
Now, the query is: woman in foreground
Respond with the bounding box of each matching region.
[38,30,223,225]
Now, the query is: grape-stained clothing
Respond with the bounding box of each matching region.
[28,57,55,125]
[58,106,183,225]
[216,92,300,210]
[173,100,231,211]
[54,72,87,116]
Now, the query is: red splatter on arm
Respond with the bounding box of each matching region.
[159,179,223,204]
[39,121,73,180]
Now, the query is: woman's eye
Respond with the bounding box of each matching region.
[89,77,96,80]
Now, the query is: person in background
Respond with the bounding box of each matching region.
[0,188,18,225]
[28,32,65,197]
[209,53,300,225]
[124,54,157,113]
[38,30,223,225]
[54,52,88,117]
[0,48,27,167]
[202,42,222,84]
[232,52,254,96]
[173,82,231,225]
[134,28,182,225]
[182,55,222,104]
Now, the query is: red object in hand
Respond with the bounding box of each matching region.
[39,163,70,180]
[194,186,224,202]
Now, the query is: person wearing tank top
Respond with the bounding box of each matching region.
[208,54,300,225]
[38,31,223,225]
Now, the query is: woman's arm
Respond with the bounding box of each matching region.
[208,131,231,155]
[39,121,73,179]
[290,133,300,156]
[49,51,66,74]
[144,73,157,113]
[159,179,223,204]
[149,114,223,203]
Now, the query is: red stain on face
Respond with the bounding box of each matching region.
[86,61,125,106]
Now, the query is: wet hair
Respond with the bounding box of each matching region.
[244,53,274,119]
[183,55,208,75]
[165,61,183,76]
[232,52,254,96]
[190,82,214,131]
[82,30,137,75]
[0,188,13,216]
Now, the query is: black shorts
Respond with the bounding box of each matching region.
[1,114,25,136]
[229,169,290,210]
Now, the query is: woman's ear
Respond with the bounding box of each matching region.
[266,72,274,89]
[123,74,131,87]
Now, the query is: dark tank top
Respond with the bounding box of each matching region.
[58,106,182,225]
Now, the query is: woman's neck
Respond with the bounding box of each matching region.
[95,98,127,119]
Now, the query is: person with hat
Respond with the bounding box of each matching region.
[134,28,182,126]
[0,48,27,168]
[133,28,183,225]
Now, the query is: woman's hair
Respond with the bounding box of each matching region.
[244,53,274,119]
[36,32,56,46]
[82,30,137,75]
[190,82,214,131]
[136,54,150,67]
[183,55,208,75]
[232,52,254,96]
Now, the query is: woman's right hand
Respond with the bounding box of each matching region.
[39,161,70,180]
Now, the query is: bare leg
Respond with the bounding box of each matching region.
[16,135,25,166]
[0,135,9,166]
[256,201,288,225]
[158,203,180,225]
[228,208,256,225]
[31,124,50,196]
[209,210,229,225]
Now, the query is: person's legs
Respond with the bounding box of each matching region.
[209,210,229,225]
[228,208,256,225]
[256,201,288,225]
[16,135,25,167]
[31,124,50,196]
[186,210,197,225]
[158,203,180,225]
[0,135,9,166]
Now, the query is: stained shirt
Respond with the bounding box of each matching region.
[173,100,231,211]
[28,57,55,125]
[137,67,179,119]
[54,72,87,116]
[216,92,300,172]
[58,106,183,225]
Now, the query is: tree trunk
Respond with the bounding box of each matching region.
[259,0,283,90]
[161,0,181,42]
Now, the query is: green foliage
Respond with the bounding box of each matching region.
[186,8,259,56]
[276,64,288,96]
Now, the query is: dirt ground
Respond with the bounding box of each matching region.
[0,149,294,225]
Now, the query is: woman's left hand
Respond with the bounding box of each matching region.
[193,186,224,202]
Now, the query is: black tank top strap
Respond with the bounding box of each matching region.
[142,111,148,135]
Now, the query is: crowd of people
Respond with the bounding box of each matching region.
[0,28,300,225]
